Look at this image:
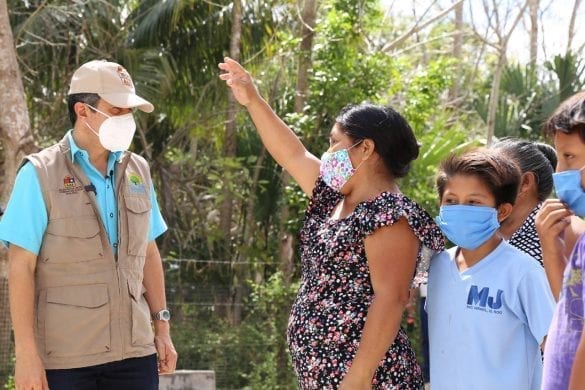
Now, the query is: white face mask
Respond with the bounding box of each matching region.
[85,104,136,152]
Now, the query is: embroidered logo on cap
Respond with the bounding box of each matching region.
[117,66,133,87]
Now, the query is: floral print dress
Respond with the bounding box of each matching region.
[287,178,444,389]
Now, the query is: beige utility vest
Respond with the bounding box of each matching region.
[26,135,156,369]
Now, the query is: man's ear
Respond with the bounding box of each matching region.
[497,203,514,223]
[74,102,89,119]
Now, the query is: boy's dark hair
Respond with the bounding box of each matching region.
[492,138,556,201]
[436,148,521,207]
[335,103,419,178]
[544,91,585,142]
[67,93,100,126]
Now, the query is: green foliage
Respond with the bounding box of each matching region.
[473,64,550,140]
[310,0,394,132]
[406,116,476,215]
[3,375,13,390]
[1,355,14,390]
[168,272,298,389]
[545,51,585,102]
[403,57,455,131]
[399,57,472,214]
[243,273,299,389]
[472,52,585,142]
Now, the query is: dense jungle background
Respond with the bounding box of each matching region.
[1,0,584,388]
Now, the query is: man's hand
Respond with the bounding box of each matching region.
[14,351,48,390]
[154,329,177,374]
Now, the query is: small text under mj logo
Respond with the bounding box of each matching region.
[467,285,503,313]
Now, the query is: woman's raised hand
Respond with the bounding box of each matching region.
[218,57,260,107]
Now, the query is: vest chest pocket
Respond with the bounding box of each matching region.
[124,196,151,256]
[41,218,103,263]
[44,284,111,357]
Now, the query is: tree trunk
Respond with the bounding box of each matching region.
[0,0,36,386]
[486,53,507,146]
[485,1,529,145]
[294,0,318,113]
[528,0,539,67]
[567,0,582,53]
[448,0,464,103]
[278,0,318,285]
[223,0,243,325]
[238,68,284,288]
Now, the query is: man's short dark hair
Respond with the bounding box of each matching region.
[67,93,100,126]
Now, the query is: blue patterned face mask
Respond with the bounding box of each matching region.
[553,170,585,217]
[435,205,500,250]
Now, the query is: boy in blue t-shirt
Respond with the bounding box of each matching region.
[426,148,555,390]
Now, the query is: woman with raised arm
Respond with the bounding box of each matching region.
[219,57,444,389]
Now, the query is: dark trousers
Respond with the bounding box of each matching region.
[46,354,158,390]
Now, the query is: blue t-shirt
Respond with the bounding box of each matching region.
[426,240,555,390]
[0,131,167,255]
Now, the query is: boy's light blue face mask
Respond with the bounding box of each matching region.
[435,205,500,250]
[553,169,585,217]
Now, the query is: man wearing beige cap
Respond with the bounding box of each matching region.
[0,60,177,389]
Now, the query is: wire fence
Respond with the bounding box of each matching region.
[0,257,427,390]
[0,257,298,389]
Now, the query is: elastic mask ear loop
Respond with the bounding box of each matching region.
[85,104,111,119]
[85,122,99,137]
[347,139,363,151]
[349,139,366,172]
[84,104,108,138]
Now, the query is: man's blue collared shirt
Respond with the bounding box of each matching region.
[0,131,167,255]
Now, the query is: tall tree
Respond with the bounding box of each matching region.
[567,0,582,53]
[224,0,244,325]
[471,0,530,145]
[0,0,36,386]
[278,0,319,284]
[221,0,242,242]
[528,0,539,67]
[448,0,465,103]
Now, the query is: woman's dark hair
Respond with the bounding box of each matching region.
[67,93,100,126]
[335,103,419,178]
[544,90,585,142]
[436,148,521,207]
[492,138,556,201]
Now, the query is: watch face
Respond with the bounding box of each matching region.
[160,310,171,321]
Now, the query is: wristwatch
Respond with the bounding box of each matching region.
[152,309,171,321]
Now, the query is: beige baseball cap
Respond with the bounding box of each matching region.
[68,60,154,113]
